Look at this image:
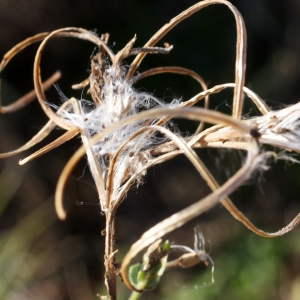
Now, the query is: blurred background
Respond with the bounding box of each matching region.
[0,0,300,299]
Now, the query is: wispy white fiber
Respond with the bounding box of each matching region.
[60,65,179,200]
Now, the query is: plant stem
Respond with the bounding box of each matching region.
[104,209,117,300]
[129,291,142,300]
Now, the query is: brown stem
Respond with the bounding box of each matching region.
[104,209,117,300]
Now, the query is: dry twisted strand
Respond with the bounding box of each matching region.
[126,0,247,119]
[132,66,210,133]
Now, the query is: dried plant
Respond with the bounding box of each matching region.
[1,1,300,299]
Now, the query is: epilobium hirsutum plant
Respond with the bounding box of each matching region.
[1,0,300,299]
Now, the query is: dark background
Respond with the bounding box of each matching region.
[0,1,300,299]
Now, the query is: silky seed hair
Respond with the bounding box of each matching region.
[60,62,181,200]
